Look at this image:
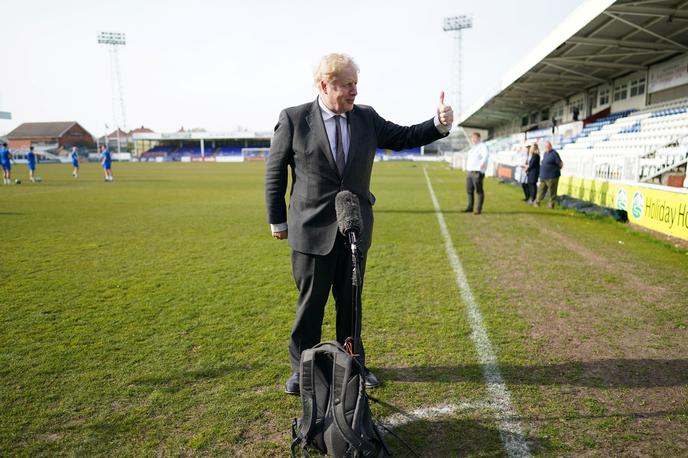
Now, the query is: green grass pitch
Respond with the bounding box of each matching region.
[1,161,686,456]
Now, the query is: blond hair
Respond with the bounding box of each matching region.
[529,143,540,155]
[313,53,359,87]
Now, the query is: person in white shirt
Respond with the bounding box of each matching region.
[463,132,489,214]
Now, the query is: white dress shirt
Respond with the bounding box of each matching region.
[318,97,351,164]
[466,142,489,173]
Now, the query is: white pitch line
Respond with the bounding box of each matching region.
[380,401,491,430]
[423,167,532,458]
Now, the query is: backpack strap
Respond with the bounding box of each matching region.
[291,349,319,457]
[298,349,318,442]
[291,418,299,457]
[331,352,377,457]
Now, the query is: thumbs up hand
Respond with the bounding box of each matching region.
[437,91,454,127]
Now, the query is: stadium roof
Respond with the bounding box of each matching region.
[7,121,87,139]
[459,0,688,129]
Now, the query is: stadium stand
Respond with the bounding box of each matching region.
[132,131,272,162]
[455,3,688,185]
[174,146,216,157]
[216,146,243,156]
[454,1,688,240]
[470,97,688,185]
[141,145,175,161]
[560,98,688,182]
[562,109,637,147]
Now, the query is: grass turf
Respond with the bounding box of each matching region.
[1,161,686,456]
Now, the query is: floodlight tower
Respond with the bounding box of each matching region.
[98,31,127,153]
[443,15,473,119]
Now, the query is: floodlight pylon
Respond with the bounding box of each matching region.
[443,16,473,120]
[98,31,127,144]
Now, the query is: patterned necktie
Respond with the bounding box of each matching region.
[334,115,345,175]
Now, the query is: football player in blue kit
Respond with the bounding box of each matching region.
[27,146,37,182]
[100,144,113,182]
[1,143,12,185]
[71,146,80,178]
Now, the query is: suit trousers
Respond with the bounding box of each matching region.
[536,177,560,204]
[289,233,367,373]
[466,171,485,211]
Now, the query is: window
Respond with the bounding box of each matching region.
[541,108,550,121]
[530,112,539,124]
[599,88,610,105]
[521,116,529,127]
[613,83,628,102]
[630,78,646,97]
[569,98,584,114]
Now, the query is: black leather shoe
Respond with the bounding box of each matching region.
[461,208,473,213]
[364,371,380,389]
[285,372,300,395]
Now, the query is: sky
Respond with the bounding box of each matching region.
[0,0,586,137]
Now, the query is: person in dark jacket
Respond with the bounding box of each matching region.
[517,146,529,201]
[265,53,453,395]
[525,143,540,204]
[534,140,563,208]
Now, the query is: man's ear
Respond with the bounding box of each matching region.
[320,80,328,94]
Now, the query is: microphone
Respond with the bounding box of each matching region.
[335,191,363,288]
[335,190,363,237]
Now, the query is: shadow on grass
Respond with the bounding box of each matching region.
[374,359,688,388]
[368,396,544,456]
[383,418,527,457]
[0,212,23,215]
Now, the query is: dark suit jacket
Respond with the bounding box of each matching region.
[265,98,447,256]
[526,154,540,184]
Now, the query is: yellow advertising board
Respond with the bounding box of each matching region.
[559,176,688,241]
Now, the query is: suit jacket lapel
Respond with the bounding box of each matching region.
[306,98,339,176]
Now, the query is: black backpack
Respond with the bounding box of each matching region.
[291,341,390,458]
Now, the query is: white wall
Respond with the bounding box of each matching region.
[610,70,647,112]
[592,83,611,115]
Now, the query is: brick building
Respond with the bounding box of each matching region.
[7,121,94,151]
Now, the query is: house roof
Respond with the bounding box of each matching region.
[129,126,154,134]
[7,121,79,139]
[105,128,129,139]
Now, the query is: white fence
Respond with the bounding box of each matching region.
[560,134,688,182]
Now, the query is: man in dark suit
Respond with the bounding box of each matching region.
[265,53,453,395]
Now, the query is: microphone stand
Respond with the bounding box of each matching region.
[344,230,362,358]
